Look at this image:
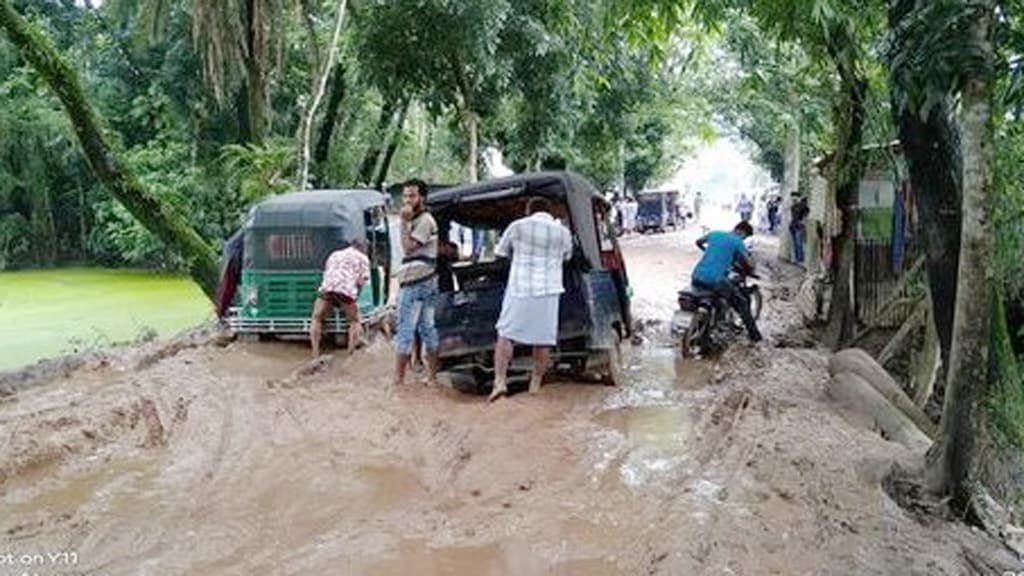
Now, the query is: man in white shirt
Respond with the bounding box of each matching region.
[489,197,573,402]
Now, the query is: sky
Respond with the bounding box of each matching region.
[663,137,773,203]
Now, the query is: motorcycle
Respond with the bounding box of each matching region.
[670,269,763,358]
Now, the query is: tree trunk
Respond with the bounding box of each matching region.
[888,0,964,390]
[78,184,88,259]
[898,104,962,387]
[779,120,800,260]
[244,0,267,144]
[824,72,868,349]
[312,61,348,186]
[374,99,409,189]
[463,110,479,183]
[930,0,996,514]
[29,180,57,266]
[358,98,396,186]
[297,0,349,190]
[0,0,219,299]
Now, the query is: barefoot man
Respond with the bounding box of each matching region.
[393,179,440,386]
[310,238,370,356]
[489,197,573,402]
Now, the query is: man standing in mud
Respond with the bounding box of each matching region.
[489,197,573,402]
[310,239,370,356]
[393,179,440,386]
[692,221,763,343]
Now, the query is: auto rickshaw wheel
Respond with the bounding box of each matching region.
[596,338,624,386]
[449,369,493,395]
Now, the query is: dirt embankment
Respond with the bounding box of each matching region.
[0,229,1019,575]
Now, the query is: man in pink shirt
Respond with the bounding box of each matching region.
[310,239,370,356]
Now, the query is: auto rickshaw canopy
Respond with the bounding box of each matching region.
[241,189,387,271]
[427,171,610,270]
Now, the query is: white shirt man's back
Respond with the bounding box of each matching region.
[496,212,573,298]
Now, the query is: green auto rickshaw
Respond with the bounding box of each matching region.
[223,189,392,340]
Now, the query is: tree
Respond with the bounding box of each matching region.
[888,0,966,391]
[356,0,513,182]
[934,0,996,515]
[296,0,348,190]
[0,0,219,298]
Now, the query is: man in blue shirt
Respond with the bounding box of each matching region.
[691,221,762,342]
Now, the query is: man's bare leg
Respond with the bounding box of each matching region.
[529,346,551,394]
[423,350,439,387]
[310,297,331,358]
[411,338,423,373]
[489,337,514,402]
[393,354,411,386]
[343,301,362,353]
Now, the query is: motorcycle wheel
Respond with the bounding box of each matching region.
[680,308,709,358]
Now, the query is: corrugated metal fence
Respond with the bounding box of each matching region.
[854,237,921,328]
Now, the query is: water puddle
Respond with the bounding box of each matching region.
[363,539,619,576]
[592,404,699,489]
[594,405,696,449]
[4,456,156,517]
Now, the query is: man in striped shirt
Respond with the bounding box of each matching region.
[489,197,574,402]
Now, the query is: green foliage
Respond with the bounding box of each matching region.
[0,212,30,269]
[88,137,204,268]
[987,294,1024,450]
[219,139,297,203]
[994,124,1024,301]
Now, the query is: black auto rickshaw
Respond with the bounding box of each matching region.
[221,189,392,341]
[426,171,632,393]
[635,189,682,233]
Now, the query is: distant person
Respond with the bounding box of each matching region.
[489,197,573,402]
[310,239,370,356]
[393,178,440,386]
[737,194,754,223]
[693,192,703,223]
[767,195,782,233]
[789,193,810,264]
[692,222,762,342]
[622,196,637,234]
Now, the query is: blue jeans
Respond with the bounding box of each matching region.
[394,276,439,355]
[791,225,806,263]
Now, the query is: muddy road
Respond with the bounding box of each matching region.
[1,229,1017,575]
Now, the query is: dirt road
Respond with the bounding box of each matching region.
[1,228,1018,575]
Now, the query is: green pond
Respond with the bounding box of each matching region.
[0,268,212,372]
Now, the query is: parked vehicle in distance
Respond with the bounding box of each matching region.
[222,189,392,342]
[635,189,682,233]
[427,171,633,393]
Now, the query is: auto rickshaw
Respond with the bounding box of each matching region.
[635,189,682,233]
[426,171,633,393]
[222,189,391,341]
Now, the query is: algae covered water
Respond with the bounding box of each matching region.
[0,268,210,371]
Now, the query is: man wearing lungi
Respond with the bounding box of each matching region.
[489,197,573,402]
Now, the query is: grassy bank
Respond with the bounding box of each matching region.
[0,268,211,372]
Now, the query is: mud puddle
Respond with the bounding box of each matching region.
[5,456,156,518]
[3,229,1019,575]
